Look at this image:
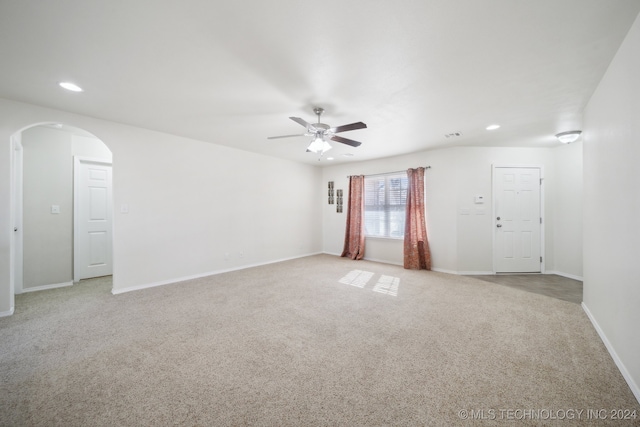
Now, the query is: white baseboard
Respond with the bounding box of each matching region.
[363,257,403,267]
[321,252,404,267]
[322,251,342,257]
[546,270,583,281]
[429,268,455,275]
[112,252,323,295]
[0,307,15,317]
[20,281,73,294]
[458,271,494,275]
[582,302,640,404]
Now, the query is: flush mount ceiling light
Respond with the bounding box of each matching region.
[486,124,500,130]
[555,130,582,144]
[58,81,83,92]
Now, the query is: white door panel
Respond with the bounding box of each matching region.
[75,159,112,280]
[494,167,541,273]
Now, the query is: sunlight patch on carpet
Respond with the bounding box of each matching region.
[338,270,375,288]
[372,275,400,297]
[338,270,400,296]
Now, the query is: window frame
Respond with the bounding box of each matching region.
[363,172,408,240]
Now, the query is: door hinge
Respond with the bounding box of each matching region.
[540,178,543,185]
[540,256,543,263]
[540,217,542,224]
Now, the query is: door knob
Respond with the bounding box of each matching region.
[496,224,502,228]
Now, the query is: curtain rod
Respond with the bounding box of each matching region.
[347,166,431,178]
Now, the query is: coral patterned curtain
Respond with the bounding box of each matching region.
[341,175,365,260]
[404,168,431,270]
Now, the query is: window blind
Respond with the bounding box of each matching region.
[364,173,408,239]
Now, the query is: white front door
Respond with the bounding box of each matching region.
[75,158,113,280]
[493,166,542,273]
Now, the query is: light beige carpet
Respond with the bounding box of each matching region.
[1,255,639,426]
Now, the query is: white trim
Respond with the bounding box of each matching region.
[363,257,403,266]
[73,156,112,283]
[545,270,583,282]
[582,302,640,404]
[10,132,23,310]
[431,268,458,275]
[20,281,73,294]
[322,251,404,267]
[492,164,545,274]
[458,271,494,275]
[0,307,15,317]
[112,252,323,295]
[323,251,342,257]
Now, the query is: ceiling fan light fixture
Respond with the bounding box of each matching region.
[307,136,332,154]
[268,108,365,154]
[555,130,582,144]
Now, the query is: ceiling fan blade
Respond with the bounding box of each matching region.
[331,135,362,147]
[329,121,367,134]
[267,134,306,140]
[289,117,312,128]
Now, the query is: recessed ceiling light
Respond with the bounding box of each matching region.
[343,153,354,157]
[486,124,500,130]
[326,157,334,161]
[59,82,83,92]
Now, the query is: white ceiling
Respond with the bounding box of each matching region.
[1,1,639,165]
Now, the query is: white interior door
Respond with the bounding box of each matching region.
[74,158,113,280]
[493,166,542,273]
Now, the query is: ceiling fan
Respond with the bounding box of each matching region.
[267,107,366,154]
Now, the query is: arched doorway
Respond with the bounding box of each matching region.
[11,122,113,301]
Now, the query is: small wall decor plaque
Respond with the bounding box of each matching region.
[336,189,343,213]
[328,181,334,204]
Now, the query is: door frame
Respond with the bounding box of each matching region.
[10,133,23,304]
[73,156,113,283]
[491,164,545,274]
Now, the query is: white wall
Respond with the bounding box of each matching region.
[322,148,459,270]
[111,125,322,291]
[550,141,583,280]
[72,133,113,160]
[22,127,73,289]
[582,12,640,401]
[322,144,583,276]
[0,98,322,314]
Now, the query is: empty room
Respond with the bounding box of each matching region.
[1,1,639,425]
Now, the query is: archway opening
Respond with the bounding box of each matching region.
[11,122,114,304]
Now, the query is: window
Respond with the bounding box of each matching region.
[364,173,408,239]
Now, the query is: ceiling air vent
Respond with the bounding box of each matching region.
[444,132,463,138]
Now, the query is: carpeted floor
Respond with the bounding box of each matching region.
[469,274,583,305]
[1,255,638,426]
